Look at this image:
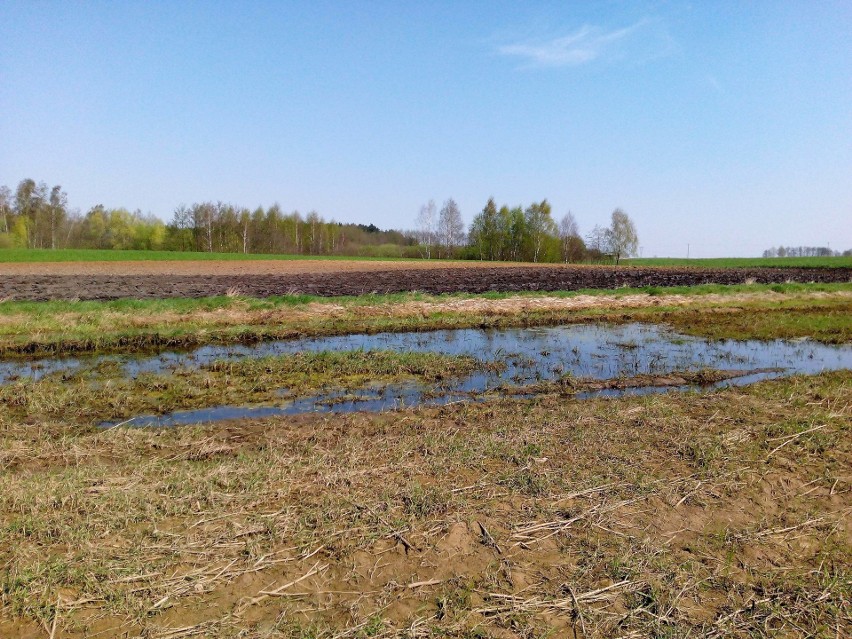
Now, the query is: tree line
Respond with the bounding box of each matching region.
[0,180,417,256]
[762,245,851,258]
[453,198,637,264]
[0,178,640,262]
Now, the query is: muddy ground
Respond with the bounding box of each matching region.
[2,263,850,301]
[1,372,849,638]
[1,279,850,637]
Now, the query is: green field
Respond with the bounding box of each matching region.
[0,248,429,262]
[3,248,852,267]
[624,255,852,268]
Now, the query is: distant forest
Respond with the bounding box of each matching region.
[2,178,632,263]
[4,179,852,263]
[0,180,417,259]
[762,245,851,258]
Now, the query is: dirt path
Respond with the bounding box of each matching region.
[1,263,850,301]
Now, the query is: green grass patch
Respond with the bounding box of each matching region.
[4,248,851,268]
[664,304,852,343]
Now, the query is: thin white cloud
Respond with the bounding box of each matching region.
[498,19,669,69]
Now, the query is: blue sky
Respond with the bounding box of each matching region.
[1,1,850,257]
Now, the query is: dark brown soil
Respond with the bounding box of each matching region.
[2,265,850,301]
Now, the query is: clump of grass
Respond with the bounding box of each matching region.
[680,436,723,473]
[400,481,452,518]
[499,467,550,496]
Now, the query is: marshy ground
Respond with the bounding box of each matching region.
[1,283,850,638]
[0,283,850,357]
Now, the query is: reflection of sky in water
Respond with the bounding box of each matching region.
[2,323,850,427]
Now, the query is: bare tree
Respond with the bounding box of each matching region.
[558,211,584,262]
[0,186,11,235]
[437,198,464,258]
[607,208,638,264]
[306,211,322,255]
[415,199,437,259]
[191,202,216,252]
[48,185,67,249]
[558,211,578,239]
[15,179,53,248]
[238,208,251,254]
[585,224,609,261]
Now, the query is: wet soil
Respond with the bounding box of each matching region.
[2,372,850,637]
[2,264,850,301]
[7,322,850,427]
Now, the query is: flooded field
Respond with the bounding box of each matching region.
[3,322,850,426]
[2,305,850,638]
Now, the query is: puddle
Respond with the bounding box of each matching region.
[2,323,850,426]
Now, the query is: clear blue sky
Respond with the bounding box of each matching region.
[2,1,850,257]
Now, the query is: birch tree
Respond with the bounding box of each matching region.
[607,208,638,264]
[559,211,584,262]
[437,198,464,258]
[524,199,557,263]
[415,199,437,258]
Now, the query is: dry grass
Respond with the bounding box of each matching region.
[1,288,851,356]
[1,371,849,637]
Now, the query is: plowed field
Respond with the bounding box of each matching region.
[1,260,850,300]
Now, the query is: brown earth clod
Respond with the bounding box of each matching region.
[1,262,850,301]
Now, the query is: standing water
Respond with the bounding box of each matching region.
[1,323,850,426]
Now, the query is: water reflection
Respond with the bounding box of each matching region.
[1,323,849,426]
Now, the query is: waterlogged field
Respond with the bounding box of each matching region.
[1,264,851,638]
[3,322,851,429]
